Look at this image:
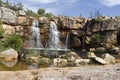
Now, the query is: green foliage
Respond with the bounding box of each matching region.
[3,0,9,7]
[9,2,23,11]
[38,58,51,67]
[27,49,38,56]
[26,9,39,18]
[44,13,54,17]
[92,33,105,43]
[0,20,4,38]
[3,34,22,51]
[37,8,45,16]
[0,0,23,11]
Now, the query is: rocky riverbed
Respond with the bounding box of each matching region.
[0,63,120,80]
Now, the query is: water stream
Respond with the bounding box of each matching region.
[49,21,61,49]
[29,19,43,48]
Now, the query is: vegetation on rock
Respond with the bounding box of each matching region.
[0,19,22,51]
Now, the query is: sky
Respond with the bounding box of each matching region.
[2,0,120,17]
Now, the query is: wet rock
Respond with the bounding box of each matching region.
[53,58,67,66]
[71,37,81,47]
[95,57,109,65]
[0,7,16,25]
[102,53,115,63]
[0,48,18,61]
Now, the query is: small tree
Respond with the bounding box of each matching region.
[45,13,53,17]
[37,8,45,16]
[16,2,23,10]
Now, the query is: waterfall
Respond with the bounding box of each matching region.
[29,19,43,48]
[65,32,69,49]
[26,19,69,52]
[49,21,61,49]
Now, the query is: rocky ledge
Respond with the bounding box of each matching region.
[0,63,120,80]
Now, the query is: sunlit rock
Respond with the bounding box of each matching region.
[0,48,18,61]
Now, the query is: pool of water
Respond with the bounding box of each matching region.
[0,59,51,71]
[0,61,29,71]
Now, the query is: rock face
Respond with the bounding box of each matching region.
[85,19,120,34]
[0,48,18,61]
[17,16,28,25]
[2,24,15,34]
[0,6,120,52]
[103,31,117,48]
[0,7,16,24]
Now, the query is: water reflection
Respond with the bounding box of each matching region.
[0,59,17,67]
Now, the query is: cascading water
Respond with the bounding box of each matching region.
[26,19,69,52]
[49,21,61,49]
[29,19,43,48]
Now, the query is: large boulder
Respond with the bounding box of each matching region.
[94,57,109,65]
[0,59,17,67]
[0,7,17,25]
[102,53,116,63]
[0,48,18,61]
[65,51,81,62]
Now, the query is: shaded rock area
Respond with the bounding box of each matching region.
[0,63,120,80]
[85,19,120,33]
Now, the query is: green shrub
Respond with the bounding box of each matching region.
[0,24,4,39]
[3,33,22,51]
[27,49,38,56]
[92,33,105,43]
